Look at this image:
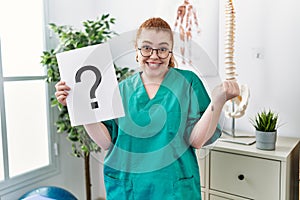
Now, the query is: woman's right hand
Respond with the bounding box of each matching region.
[55,81,71,106]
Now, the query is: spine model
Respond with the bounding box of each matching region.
[224,0,237,81]
[224,0,250,119]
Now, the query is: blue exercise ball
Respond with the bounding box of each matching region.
[19,186,77,200]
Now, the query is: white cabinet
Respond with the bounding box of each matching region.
[197,136,299,200]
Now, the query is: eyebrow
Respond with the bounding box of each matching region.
[142,40,170,46]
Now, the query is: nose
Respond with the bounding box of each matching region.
[150,49,159,58]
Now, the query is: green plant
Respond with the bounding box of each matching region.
[250,109,279,132]
[41,14,134,200]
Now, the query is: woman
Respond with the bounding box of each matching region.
[55,17,239,200]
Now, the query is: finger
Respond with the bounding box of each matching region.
[223,81,230,93]
[55,81,71,91]
[55,81,64,89]
[56,95,67,106]
[235,86,241,96]
[232,82,240,95]
[222,81,237,101]
[55,90,68,96]
[227,80,239,92]
[56,84,71,92]
[229,82,240,99]
[56,95,65,101]
[55,91,69,98]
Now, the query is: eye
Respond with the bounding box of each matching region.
[142,45,152,52]
[159,47,168,52]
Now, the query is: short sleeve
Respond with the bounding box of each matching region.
[187,73,221,145]
[186,74,210,133]
[102,119,118,145]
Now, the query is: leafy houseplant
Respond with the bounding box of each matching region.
[41,14,134,200]
[250,109,279,150]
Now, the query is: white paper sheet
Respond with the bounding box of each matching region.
[56,43,124,126]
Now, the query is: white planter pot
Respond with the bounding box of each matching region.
[255,130,277,150]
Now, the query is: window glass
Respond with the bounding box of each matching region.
[4,80,49,177]
[0,0,45,77]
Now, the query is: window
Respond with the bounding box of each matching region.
[0,0,57,194]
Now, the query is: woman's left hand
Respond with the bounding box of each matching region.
[211,80,240,106]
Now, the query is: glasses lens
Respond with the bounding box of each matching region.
[158,48,169,59]
[141,46,152,57]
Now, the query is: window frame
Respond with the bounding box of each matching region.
[0,0,59,196]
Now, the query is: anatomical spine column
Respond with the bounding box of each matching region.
[224,0,250,119]
[224,0,237,81]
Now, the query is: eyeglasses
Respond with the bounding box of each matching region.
[138,46,172,59]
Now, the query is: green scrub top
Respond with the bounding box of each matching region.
[103,68,221,200]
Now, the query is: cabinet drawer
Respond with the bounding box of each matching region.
[209,194,247,200]
[210,151,280,200]
[209,194,231,200]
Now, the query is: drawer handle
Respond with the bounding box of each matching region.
[238,174,245,180]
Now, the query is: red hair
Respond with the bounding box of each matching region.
[135,18,176,67]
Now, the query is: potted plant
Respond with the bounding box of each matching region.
[250,109,279,150]
[41,14,134,200]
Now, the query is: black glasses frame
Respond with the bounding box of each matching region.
[138,47,172,59]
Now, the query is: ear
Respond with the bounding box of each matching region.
[136,54,139,62]
[169,54,176,67]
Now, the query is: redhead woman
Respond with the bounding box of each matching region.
[55,17,239,200]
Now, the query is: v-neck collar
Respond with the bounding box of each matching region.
[138,68,173,101]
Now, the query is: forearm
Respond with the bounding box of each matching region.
[189,102,223,149]
[84,122,112,150]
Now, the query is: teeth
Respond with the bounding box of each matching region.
[148,63,160,67]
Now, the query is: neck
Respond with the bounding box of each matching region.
[141,69,169,84]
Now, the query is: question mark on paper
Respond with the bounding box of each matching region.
[75,65,102,109]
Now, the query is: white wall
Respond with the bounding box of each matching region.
[95,0,300,138]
